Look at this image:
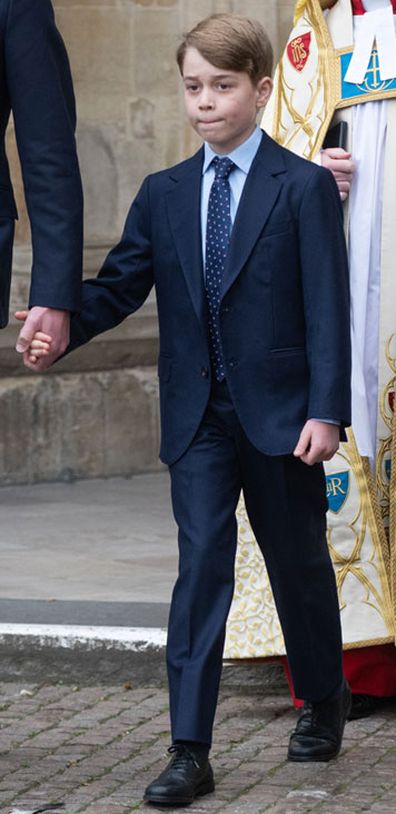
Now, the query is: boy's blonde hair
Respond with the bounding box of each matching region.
[176,13,274,83]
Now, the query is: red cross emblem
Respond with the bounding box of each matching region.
[287,33,312,72]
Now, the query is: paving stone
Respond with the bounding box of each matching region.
[1,680,396,813]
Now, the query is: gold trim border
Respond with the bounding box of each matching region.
[390,409,396,630]
[301,0,339,159]
[345,429,395,638]
[224,636,395,665]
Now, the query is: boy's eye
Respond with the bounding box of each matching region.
[185,84,199,92]
[217,83,232,91]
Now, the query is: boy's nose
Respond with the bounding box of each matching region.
[198,90,214,109]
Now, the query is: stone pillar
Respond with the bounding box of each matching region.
[0,0,295,485]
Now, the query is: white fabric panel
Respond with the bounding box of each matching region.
[348,14,391,462]
[345,7,396,83]
[349,100,387,461]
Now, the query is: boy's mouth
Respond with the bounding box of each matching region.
[199,119,223,125]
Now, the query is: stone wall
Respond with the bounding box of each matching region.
[0,0,295,485]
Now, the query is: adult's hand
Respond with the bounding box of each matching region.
[293,419,340,466]
[15,306,70,371]
[321,147,355,201]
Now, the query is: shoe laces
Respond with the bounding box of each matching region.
[298,702,318,728]
[168,744,199,770]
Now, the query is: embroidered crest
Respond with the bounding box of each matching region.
[326,471,349,514]
[287,33,311,72]
[340,48,396,104]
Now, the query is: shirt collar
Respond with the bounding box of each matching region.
[202,126,263,175]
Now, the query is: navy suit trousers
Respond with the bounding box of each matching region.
[167,379,343,746]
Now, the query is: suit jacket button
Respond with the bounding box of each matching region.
[228,359,237,369]
[201,366,209,378]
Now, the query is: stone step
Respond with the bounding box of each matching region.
[0,366,162,486]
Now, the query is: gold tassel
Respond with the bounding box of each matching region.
[294,0,308,25]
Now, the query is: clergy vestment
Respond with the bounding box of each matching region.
[225,0,396,700]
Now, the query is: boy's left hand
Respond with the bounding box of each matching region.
[293,419,340,465]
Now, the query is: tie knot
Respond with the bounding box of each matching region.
[212,156,235,180]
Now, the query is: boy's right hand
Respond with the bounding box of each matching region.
[14,310,53,371]
[293,419,340,466]
[321,148,355,201]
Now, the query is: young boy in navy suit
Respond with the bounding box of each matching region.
[26,13,352,807]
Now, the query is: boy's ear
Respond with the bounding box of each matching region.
[256,76,273,110]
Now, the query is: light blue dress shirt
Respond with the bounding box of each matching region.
[201,125,262,264]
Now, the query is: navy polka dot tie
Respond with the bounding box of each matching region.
[205,156,235,382]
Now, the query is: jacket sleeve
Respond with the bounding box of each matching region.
[298,165,351,428]
[5,0,83,311]
[68,177,154,352]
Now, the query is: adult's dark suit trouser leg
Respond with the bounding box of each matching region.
[167,379,343,746]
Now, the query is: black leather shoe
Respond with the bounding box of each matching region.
[288,680,352,762]
[144,744,215,806]
[348,693,378,720]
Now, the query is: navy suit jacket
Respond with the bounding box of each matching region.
[70,131,351,465]
[0,0,83,328]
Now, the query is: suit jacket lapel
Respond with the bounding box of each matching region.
[166,148,207,331]
[222,132,286,299]
[165,135,287,323]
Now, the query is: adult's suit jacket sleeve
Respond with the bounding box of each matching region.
[4,0,83,311]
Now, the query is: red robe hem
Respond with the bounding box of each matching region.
[282,644,396,707]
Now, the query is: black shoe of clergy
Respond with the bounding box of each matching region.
[288,680,352,762]
[348,693,379,720]
[143,743,215,806]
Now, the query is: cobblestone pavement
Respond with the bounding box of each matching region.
[0,676,395,814]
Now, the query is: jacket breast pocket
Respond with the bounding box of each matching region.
[269,347,305,356]
[254,226,297,283]
[261,220,293,239]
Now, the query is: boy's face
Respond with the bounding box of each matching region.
[182,47,272,154]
